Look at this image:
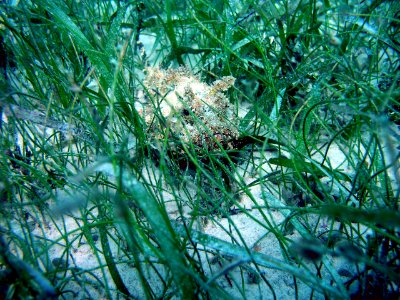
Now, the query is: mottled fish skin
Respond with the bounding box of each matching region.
[141,67,239,151]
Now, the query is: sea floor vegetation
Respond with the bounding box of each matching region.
[0,0,399,299]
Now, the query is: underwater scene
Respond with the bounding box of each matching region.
[0,0,399,299]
